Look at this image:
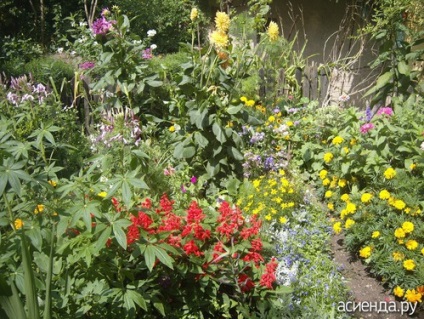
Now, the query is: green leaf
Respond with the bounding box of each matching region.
[194,132,209,149]
[113,223,128,250]
[397,60,410,75]
[94,227,112,254]
[182,146,196,158]
[122,181,132,208]
[227,147,243,161]
[212,123,226,143]
[227,106,242,114]
[146,80,163,87]
[124,289,147,311]
[144,245,156,272]
[364,71,393,97]
[153,246,174,270]
[0,278,27,319]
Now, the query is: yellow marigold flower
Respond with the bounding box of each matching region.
[405,289,422,303]
[190,8,198,21]
[48,180,57,187]
[34,204,44,214]
[394,199,406,210]
[332,136,344,145]
[379,189,390,200]
[405,239,418,250]
[409,163,417,170]
[265,214,272,221]
[210,30,229,49]
[245,99,255,107]
[340,194,350,202]
[240,96,247,103]
[361,193,373,204]
[215,11,230,32]
[383,167,396,179]
[392,251,404,261]
[394,228,405,238]
[279,216,288,224]
[323,152,334,163]
[345,218,355,229]
[338,179,347,188]
[286,121,294,127]
[325,190,333,198]
[319,169,328,180]
[359,246,372,258]
[14,218,23,230]
[268,115,275,123]
[322,178,330,186]
[267,21,279,41]
[393,286,404,298]
[371,231,380,238]
[340,209,347,219]
[404,207,411,214]
[97,191,107,198]
[327,202,334,211]
[403,259,416,271]
[252,179,260,188]
[402,221,414,233]
[169,125,175,132]
[346,202,356,213]
[333,222,342,234]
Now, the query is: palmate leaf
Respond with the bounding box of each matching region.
[0,158,31,196]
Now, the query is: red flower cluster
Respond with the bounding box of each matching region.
[121,194,278,293]
[259,258,278,289]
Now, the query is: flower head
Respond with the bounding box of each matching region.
[403,259,416,271]
[371,231,380,238]
[14,219,23,230]
[405,289,422,303]
[147,29,157,37]
[360,123,374,134]
[394,228,405,239]
[402,221,414,233]
[190,8,198,21]
[405,239,418,250]
[323,152,334,163]
[361,193,373,204]
[333,222,342,234]
[332,136,344,145]
[345,218,355,229]
[92,16,115,35]
[393,286,404,298]
[379,189,390,200]
[359,246,372,258]
[34,204,45,214]
[319,169,328,179]
[215,11,230,32]
[377,107,393,116]
[383,167,396,179]
[267,21,279,41]
[209,30,229,49]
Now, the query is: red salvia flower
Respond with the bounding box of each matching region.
[183,240,203,257]
[238,273,255,292]
[186,200,205,223]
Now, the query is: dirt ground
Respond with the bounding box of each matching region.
[331,233,424,319]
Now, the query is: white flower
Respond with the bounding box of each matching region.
[79,21,88,27]
[57,47,64,54]
[421,141,424,151]
[150,44,157,50]
[70,51,76,56]
[174,124,181,132]
[147,29,157,37]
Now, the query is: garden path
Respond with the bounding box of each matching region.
[331,233,423,319]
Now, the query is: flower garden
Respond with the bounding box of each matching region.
[0,1,423,318]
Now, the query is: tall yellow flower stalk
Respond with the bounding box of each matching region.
[267,21,279,41]
[210,11,230,49]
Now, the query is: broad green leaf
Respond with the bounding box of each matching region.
[194,132,209,148]
[153,246,174,270]
[397,60,410,75]
[144,245,156,272]
[124,289,147,311]
[94,226,112,254]
[113,223,127,250]
[364,71,393,97]
[212,123,226,143]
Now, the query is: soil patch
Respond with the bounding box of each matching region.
[331,233,423,319]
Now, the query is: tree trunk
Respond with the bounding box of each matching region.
[40,0,45,48]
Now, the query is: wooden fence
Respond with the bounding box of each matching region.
[259,61,331,105]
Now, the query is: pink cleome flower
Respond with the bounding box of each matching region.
[92,16,115,35]
[377,107,393,116]
[360,123,375,134]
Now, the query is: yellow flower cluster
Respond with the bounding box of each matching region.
[14,218,23,230]
[361,192,373,204]
[267,21,279,41]
[238,171,299,224]
[210,11,230,49]
[190,8,198,22]
[359,246,372,258]
[383,167,396,179]
[332,136,344,145]
[323,152,334,163]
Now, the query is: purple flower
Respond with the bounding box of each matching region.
[142,48,153,59]
[365,106,372,122]
[92,16,115,35]
[190,176,197,184]
[360,123,374,134]
[79,61,95,70]
[273,107,281,114]
[181,184,187,193]
[377,107,393,116]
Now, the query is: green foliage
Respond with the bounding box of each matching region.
[362,0,424,104]
[104,0,197,53]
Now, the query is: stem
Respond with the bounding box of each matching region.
[43,223,55,319]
